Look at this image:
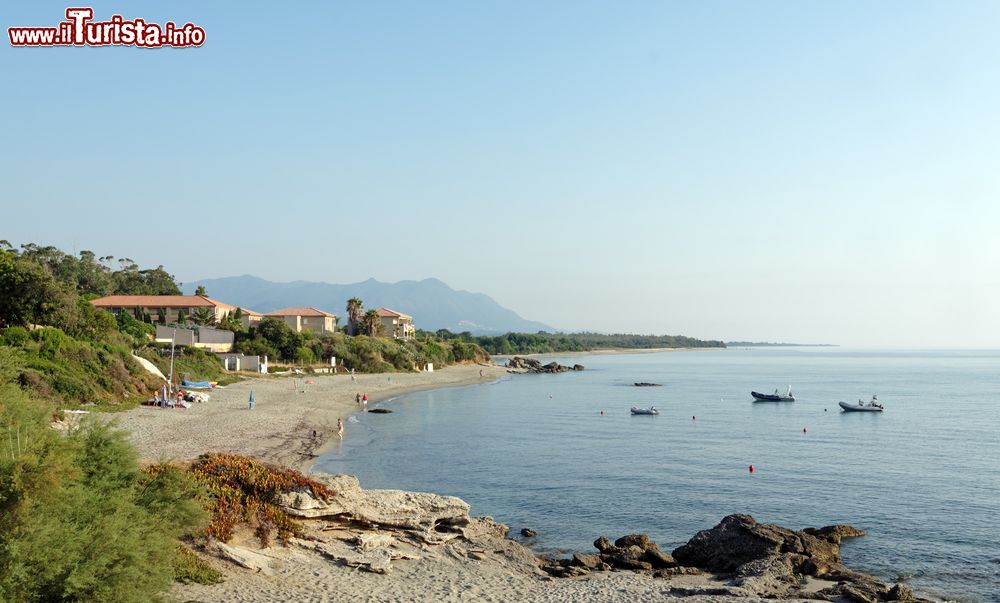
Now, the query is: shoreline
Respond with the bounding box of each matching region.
[113,362,508,473]
[493,346,727,359]
[110,358,942,603]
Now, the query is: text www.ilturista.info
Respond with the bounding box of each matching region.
[8,8,205,48]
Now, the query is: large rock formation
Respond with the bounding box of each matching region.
[220,473,541,576]
[542,515,931,602]
[277,474,472,541]
[506,357,584,373]
[671,514,930,602]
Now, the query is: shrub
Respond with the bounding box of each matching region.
[189,453,333,546]
[0,391,207,602]
[2,326,29,347]
[172,545,223,585]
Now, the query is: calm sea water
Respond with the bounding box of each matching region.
[315,348,1000,602]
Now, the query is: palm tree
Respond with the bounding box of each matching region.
[191,307,214,326]
[362,309,382,337]
[346,297,364,335]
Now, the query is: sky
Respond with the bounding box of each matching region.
[2,1,999,347]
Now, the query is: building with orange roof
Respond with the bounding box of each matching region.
[89,294,247,325]
[375,307,415,340]
[264,307,338,334]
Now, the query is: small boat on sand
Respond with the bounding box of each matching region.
[630,406,659,415]
[751,386,794,402]
[839,396,884,412]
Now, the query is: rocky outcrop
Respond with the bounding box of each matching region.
[633,382,662,387]
[671,513,845,575]
[669,514,931,602]
[210,473,539,576]
[506,357,584,374]
[541,533,683,577]
[537,515,930,602]
[277,474,472,542]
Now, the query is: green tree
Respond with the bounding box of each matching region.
[191,307,214,326]
[0,388,206,602]
[195,285,207,296]
[362,309,382,337]
[0,250,66,328]
[255,317,302,361]
[346,298,364,336]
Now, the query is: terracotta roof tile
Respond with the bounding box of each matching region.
[375,307,412,319]
[265,307,337,318]
[90,295,234,309]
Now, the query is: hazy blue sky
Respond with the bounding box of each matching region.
[3,1,999,346]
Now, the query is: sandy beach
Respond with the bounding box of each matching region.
[112,361,907,603]
[115,363,507,472]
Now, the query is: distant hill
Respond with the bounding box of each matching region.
[182,275,556,335]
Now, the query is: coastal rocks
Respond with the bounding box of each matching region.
[294,534,414,574]
[277,474,472,542]
[543,533,679,577]
[520,528,537,538]
[803,524,867,543]
[633,382,662,387]
[505,357,584,374]
[670,514,932,602]
[208,541,278,575]
[671,513,842,575]
[570,553,601,570]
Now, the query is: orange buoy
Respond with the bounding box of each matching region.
[749,464,755,474]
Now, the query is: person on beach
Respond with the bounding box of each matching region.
[356,392,361,404]
[351,368,356,382]
[337,418,344,439]
[480,369,484,378]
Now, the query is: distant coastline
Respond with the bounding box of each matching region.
[725,341,838,347]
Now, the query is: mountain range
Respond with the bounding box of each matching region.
[182,275,555,335]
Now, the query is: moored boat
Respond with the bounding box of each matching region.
[751,385,794,402]
[839,396,884,412]
[630,406,659,415]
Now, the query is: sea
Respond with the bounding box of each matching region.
[315,348,1000,602]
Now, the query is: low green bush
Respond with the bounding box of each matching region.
[0,388,208,602]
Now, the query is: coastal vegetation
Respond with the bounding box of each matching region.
[0,243,488,410]
[434,331,725,355]
[189,453,333,546]
[0,387,207,601]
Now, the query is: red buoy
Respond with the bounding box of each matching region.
[749,464,754,474]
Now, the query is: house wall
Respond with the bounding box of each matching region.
[240,314,263,329]
[301,315,336,333]
[379,317,415,339]
[106,305,231,324]
[154,325,196,346]
[273,315,302,332]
